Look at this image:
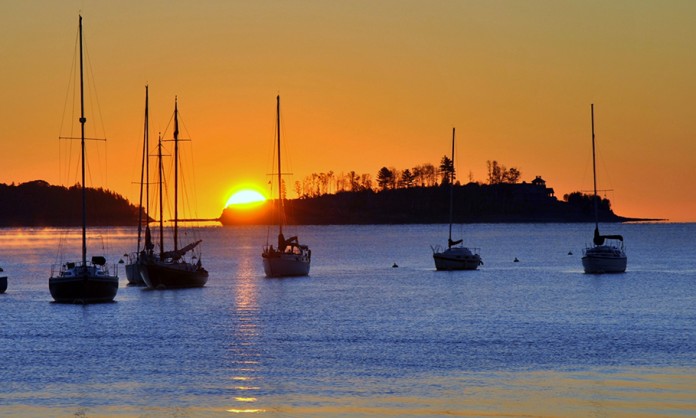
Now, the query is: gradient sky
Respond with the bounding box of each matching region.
[2,1,695,221]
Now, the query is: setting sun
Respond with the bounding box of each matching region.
[225,190,267,208]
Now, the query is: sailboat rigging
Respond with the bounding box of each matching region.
[261,95,311,277]
[49,15,119,303]
[581,104,627,274]
[432,127,482,271]
[138,97,209,289]
[125,85,149,285]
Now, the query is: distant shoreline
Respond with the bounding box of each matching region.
[216,217,663,226]
[1,180,664,227]
[219,183,652,226]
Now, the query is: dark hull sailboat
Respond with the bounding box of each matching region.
[432,127,482,271]
[581,104,626,274]
[433,247,482,270]
[140,239,208,289]
[139,98,208,289]
[49,263,118,303]
[49,16,118,304]
[261,95,311,278]
[0,268,7,293]
[140,258,208,289]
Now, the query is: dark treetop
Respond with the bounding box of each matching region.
[0,180,144,226]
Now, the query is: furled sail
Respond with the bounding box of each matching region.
[593,227,624,245]
[161,240,202,260]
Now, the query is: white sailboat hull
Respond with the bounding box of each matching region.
[262,253,310,277]
[261,96,312,279]
[124,251,145,285]
[582,245,627,274]
[433,247,482,271]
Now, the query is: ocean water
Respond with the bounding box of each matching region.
[1,223,695,417]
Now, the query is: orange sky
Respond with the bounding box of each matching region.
[2,1,695,221]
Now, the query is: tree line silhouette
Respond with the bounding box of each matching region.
[0,180,143,226]
[220,156,634,225]
[293,157,523,198]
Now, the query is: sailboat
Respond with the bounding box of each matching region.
[261,95,311,277]
[125,85,150,286]
[581,104,627,274]
[0,267,6,294]
[139,98,209,289]
[49,16,119,303]
[432,127,482,271]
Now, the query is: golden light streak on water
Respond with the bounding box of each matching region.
[225,255,266,415]
[2,369,694,417]
[235,397,258,402]
[256,368,696,417]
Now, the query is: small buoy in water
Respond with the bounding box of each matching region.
[513,257,519,262]
[392,262,398,268]
[568,251,573,255]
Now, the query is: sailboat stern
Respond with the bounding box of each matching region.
[49,263,118,303]
[581,244,627,274]
[433,246,482,271]
[262,245,311,277]
[140,255,209,289]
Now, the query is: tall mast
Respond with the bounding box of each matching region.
[173,97,179,252]
[145,86,150,246]
[591,104,599,231]
[448,127,455,247]
[136,85,148,253]
[79,15,87,267]
[158,136,164,259]
[276,95,283,236]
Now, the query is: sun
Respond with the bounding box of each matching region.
[225,190,267,208]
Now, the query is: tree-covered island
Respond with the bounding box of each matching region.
[221,159,637,225]
[0,180,143,226]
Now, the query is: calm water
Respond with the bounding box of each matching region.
[1,223,695,417]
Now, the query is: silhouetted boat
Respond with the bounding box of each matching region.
[49,15,119,303]
[432,128,482,271]
[125,85,150,286]
[261,95,311,277]
[0,267,6,294]
[139,98,208,289]
[582,104,627,274]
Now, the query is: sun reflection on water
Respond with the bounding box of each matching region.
[226,254,265,415]
[226,409,265,414]
[234,397,258,402]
